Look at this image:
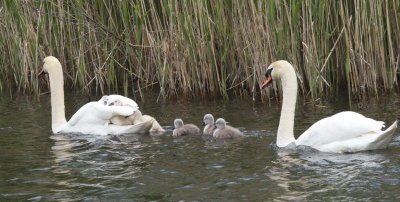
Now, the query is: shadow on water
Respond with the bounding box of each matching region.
[0,91,399,201]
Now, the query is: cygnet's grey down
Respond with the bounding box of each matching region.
[100,96,165,134]
[173,119,201,137]
[99,95,138,109]
[213,118,244,138]
[203,114,215,135]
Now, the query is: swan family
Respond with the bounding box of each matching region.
[39,56,397,153]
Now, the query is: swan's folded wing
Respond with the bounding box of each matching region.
[67,103,92,126]
[296,111,386,147]
[68,102,135,127]
[110,106,136,117]
[318,120,397,153]
[93,104,136,119]
[106,118,154,135]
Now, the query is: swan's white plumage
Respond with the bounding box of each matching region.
[105,120,154,135]
[263,60,398,153]
[59,102,142,135]
[296,111,385,148]
[315,121,397,153]
[295,111,398,153]
[40,56,153,135]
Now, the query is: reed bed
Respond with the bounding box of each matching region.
[0,0,398,100]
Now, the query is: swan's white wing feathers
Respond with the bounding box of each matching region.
[63,101,153,135]
[67,102,94,127]
[106,117,154,135]
[318,120,398,153]
[95,105,136,118]
[296,111,385,148]
[67,102,135,127]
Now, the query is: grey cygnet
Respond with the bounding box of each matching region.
[213,118,244,138]
[203,114,215,135]
[173,119,201,137]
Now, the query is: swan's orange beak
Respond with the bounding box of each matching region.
[261,75,272,89]
[37,68,46,77]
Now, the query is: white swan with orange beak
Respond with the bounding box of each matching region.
[261,60,398,153]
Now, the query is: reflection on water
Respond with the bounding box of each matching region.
[267,146,392,201]
[0,91,399,201]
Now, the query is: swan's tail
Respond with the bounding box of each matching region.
[107,118,154,135]
[373,120,398,149]
[383,120,397,136]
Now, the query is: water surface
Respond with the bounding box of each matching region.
[0,91,399,201]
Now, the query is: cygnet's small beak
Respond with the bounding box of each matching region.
[202,122,205,126]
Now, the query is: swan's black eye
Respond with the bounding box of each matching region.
[265,68,273,78]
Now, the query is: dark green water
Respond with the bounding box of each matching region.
[0,91,399,201]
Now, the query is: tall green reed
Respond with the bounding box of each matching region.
[0,0,398,100]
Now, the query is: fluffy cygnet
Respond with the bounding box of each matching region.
[203,114,215,135]
[213,118,244,138]
[173,119,201,137]
[130,110,165,134]
[99,95,138,109]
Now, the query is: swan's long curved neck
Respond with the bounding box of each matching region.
[48,67,67,133]
[276,66,297,147]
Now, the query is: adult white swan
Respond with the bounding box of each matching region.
[38,56,153,135]
[261,60,398,153]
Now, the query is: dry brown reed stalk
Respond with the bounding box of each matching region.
[0,0,398,100]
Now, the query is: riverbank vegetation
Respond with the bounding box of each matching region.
[1,0,398,99]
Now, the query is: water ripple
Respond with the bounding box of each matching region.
[1,92,399,201]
